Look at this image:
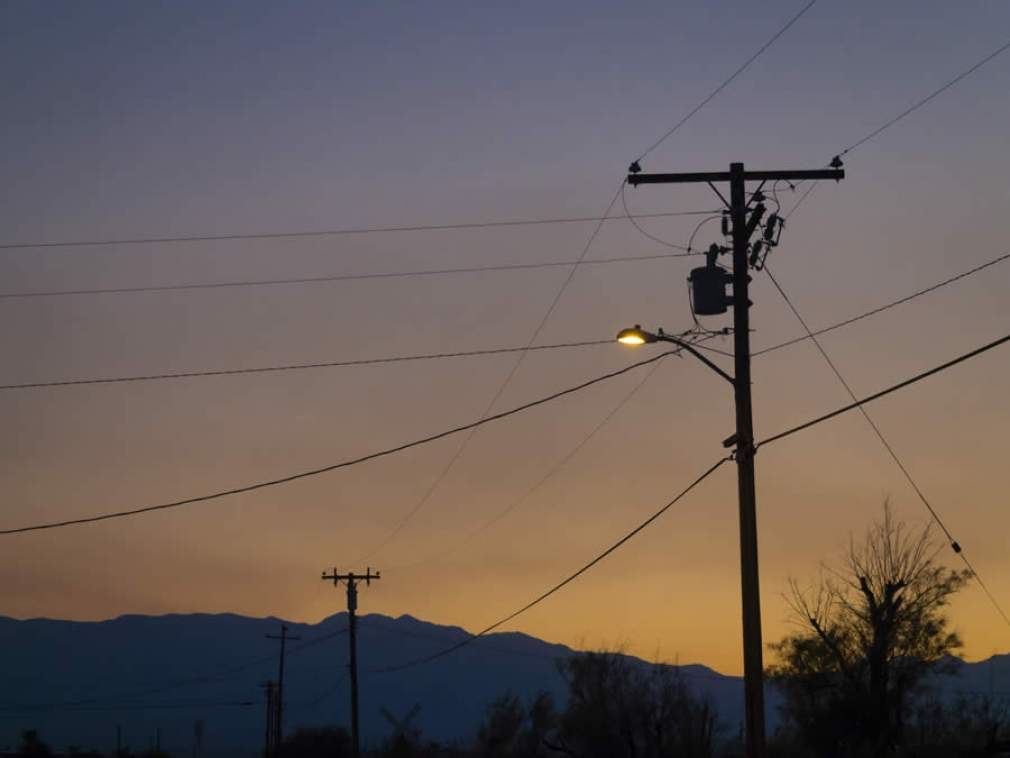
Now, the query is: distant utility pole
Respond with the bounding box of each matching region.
[192,719,204,758]
[627,161,845,758]
[260,680,278,758]
[266,623,300,749]
[321,568,381,758]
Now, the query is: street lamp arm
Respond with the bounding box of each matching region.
[618,325,735,385]
[655,331,736,386]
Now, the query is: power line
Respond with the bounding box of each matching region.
[0,627,349,713]
[0,700,258,715]
[0,339,614,391]
[757,333,1010,449]
[838,38,1010,159]
[620,184,692,252]
[2,249,1002,393]
[753,251,1010,356]
[373,330,1010,674]
[635,0,819,162]
[0,210,716,252]
[353,183,628,563]
[778,37,1010,220]
[418,0,823,586]
[0,350,678,535]
[0,251,702,301]
[362,616,737,683]
[372,457,732,673]
[764,266,1010,631]
[386,331,718,572]
[388,359,668,571]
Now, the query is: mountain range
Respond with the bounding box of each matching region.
[0,612,1004,755]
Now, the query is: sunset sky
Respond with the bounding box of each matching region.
[2,1,1009,677]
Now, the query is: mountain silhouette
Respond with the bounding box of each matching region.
[0,612,1000,755]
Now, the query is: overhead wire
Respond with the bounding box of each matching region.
[1,243,1002,391]
[0,339,614,391]
[385,330,720,572]
[351,183,628,562]
[757,333,1010,450]
[0,241,999,401]
[374,330,1010,674]
[753,251,1010,356]
[0,250,706,301]
[372,456,733,673]
[763,265,1010,630]
[0,626,349,713]
[0,0,823,556]
[634,0,819,162]
[837,38,1010,159]
[373,0,831,572]
[0,700,258,715]
[380,27,1010,661]
[620,183,694,252]
[0,350,679,535]
[779,36,1010,220]
[0,209,717,253]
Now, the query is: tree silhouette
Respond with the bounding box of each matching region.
[476,691,556,758]
[553,651,719,758]
[276,726,352,758]
[18,730,52,757]
[768,503,969,757]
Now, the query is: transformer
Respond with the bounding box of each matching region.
[688,260,731,316]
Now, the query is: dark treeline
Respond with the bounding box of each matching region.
[10,651,1008,758]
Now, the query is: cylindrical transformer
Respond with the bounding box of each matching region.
[689,265,730,315]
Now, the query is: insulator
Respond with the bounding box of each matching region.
[764,214,780,242]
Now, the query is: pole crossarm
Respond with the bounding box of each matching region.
[627,168,844,185]
[321,569,382,586]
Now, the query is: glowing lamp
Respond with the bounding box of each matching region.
[616,325,656,346]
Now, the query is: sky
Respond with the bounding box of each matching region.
[1,1,1009,678]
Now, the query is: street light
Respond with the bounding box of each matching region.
[617,319,765,758]
[616,325,734,386]
[616,325,656,346]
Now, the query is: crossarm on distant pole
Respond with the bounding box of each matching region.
[627,169,844,186]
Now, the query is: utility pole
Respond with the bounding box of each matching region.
[321,568,381,758]
[261,680,278,758]
[266,623,300,749]
[627,161,844,758]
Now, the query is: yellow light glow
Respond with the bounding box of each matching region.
[618,333,647,346]
[616,326,651,346]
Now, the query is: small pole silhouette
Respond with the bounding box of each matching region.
[260,680,278,758]
[321,567,381,758]
[266,623,300,749]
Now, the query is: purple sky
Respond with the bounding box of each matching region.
[2,1,1009,674]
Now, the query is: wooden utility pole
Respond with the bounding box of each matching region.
[260,680,278,758]
[266,623,300,749]
[321,568,381,758]
[627,161,844,758]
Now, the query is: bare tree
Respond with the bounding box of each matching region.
[768,503,970,757]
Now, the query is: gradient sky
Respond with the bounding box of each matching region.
[2,1,1009,676]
